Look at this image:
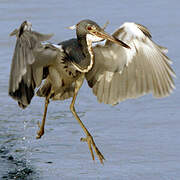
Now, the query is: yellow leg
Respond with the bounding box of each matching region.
[70,74,105,164]
[36,96,50,139]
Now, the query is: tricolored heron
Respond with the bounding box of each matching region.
[9,19,175,164]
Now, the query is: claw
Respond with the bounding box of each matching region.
[36,121,44,139]
[81,135,105,164]
[36,129,44,139]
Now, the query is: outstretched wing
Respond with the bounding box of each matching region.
[86,22,175,105]
[9,23,57,108]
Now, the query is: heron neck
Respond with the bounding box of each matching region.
[75,35,94,73]
[77,36,91,58]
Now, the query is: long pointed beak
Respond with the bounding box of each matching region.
[93,29,130,49]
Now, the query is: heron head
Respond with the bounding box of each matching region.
[68,19,130,48]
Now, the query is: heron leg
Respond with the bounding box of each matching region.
[36,96,50,139]
[70,74,105,164]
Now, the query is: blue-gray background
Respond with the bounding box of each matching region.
[0,0,179,179]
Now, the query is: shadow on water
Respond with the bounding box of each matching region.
[0,142,38,180]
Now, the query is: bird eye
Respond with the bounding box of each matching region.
[87,26,92,31]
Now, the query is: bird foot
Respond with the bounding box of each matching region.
[80,135,105,164]
[36,121,44,139]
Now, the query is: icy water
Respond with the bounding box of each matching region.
[0,0,180,179]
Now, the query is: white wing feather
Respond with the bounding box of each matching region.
[86,22,175,105]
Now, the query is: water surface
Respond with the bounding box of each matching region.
[0,0,180,179]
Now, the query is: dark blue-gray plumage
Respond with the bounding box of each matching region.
[9,20,175,164]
